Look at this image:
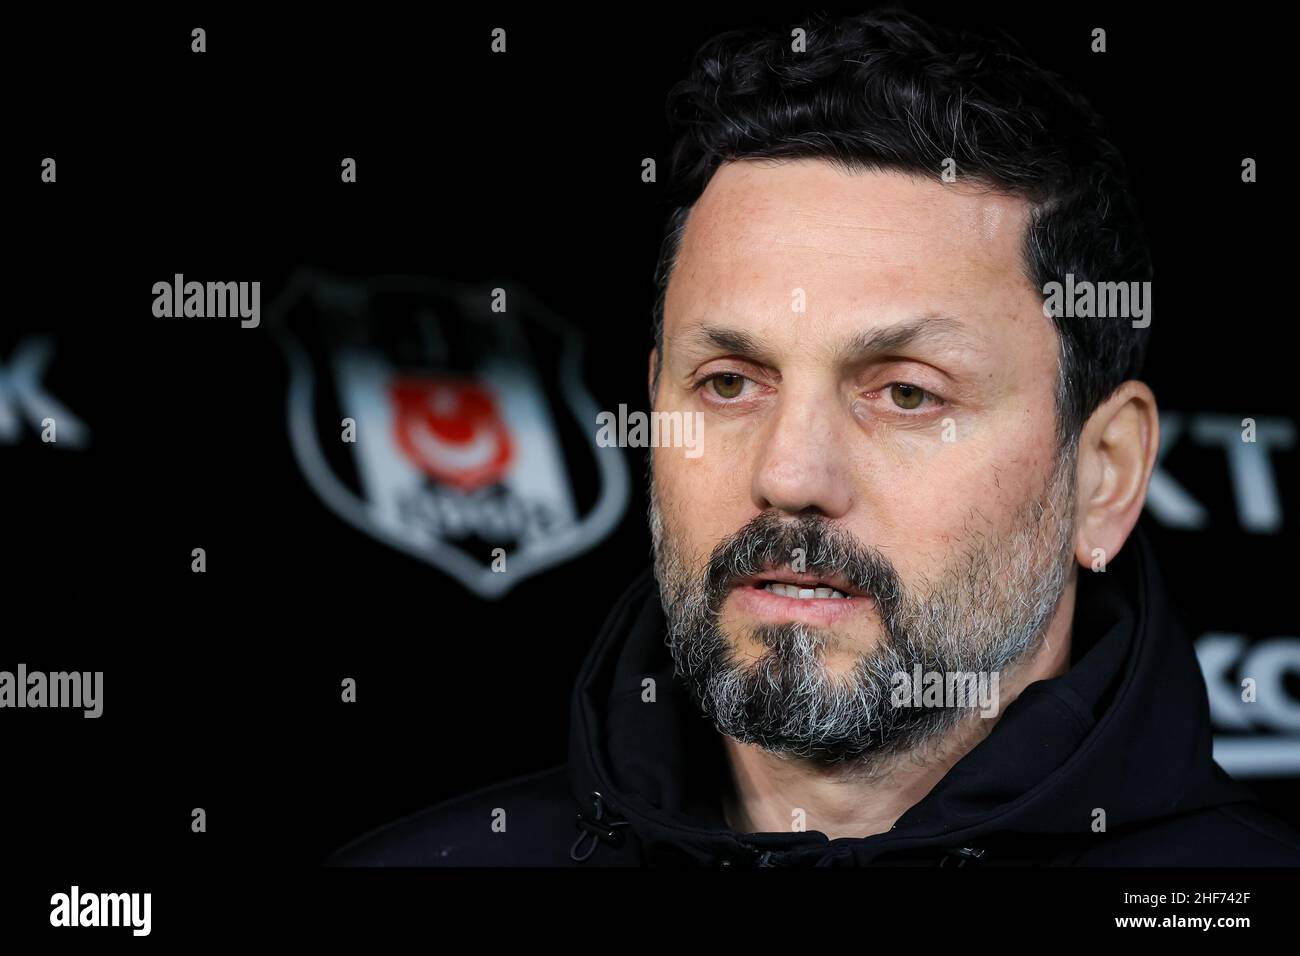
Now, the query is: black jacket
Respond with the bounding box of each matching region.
[329,525,1300,866]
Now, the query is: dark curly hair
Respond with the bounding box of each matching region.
[651,7,1153,450]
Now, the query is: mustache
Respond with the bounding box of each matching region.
[702,511,904,616]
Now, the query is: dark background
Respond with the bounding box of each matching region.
[4,0,1294,921]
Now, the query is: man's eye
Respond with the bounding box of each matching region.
[889,383,930,410]
[708,373,747,399]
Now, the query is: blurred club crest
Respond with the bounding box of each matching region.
[269,271,629,599]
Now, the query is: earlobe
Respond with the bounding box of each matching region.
[1073,381,1159,569]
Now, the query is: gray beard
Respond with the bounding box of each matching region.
[647,441,1079,767]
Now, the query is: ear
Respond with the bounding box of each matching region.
[1072,380,1160,569]
[647,348,659,407]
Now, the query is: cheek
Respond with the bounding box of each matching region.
[848,415,1057,577]
[654,442,751,568]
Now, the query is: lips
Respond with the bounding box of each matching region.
[727,566,874,626]
[734,567,870,599]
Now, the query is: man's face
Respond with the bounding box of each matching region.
[649,160,1078,762]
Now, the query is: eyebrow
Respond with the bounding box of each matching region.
[682,325,773,363]
[679,314,981,368]
[835,314,981,364]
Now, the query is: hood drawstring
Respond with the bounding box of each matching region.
[570,791,630,862]
[937,846,987,867]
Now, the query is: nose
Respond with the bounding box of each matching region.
[750,386,854,519]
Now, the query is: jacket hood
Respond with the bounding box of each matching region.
[565,522,1255,866]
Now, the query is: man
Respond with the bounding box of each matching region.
[329,8,1300,866]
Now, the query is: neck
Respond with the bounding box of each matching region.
[719,584,1076,840]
